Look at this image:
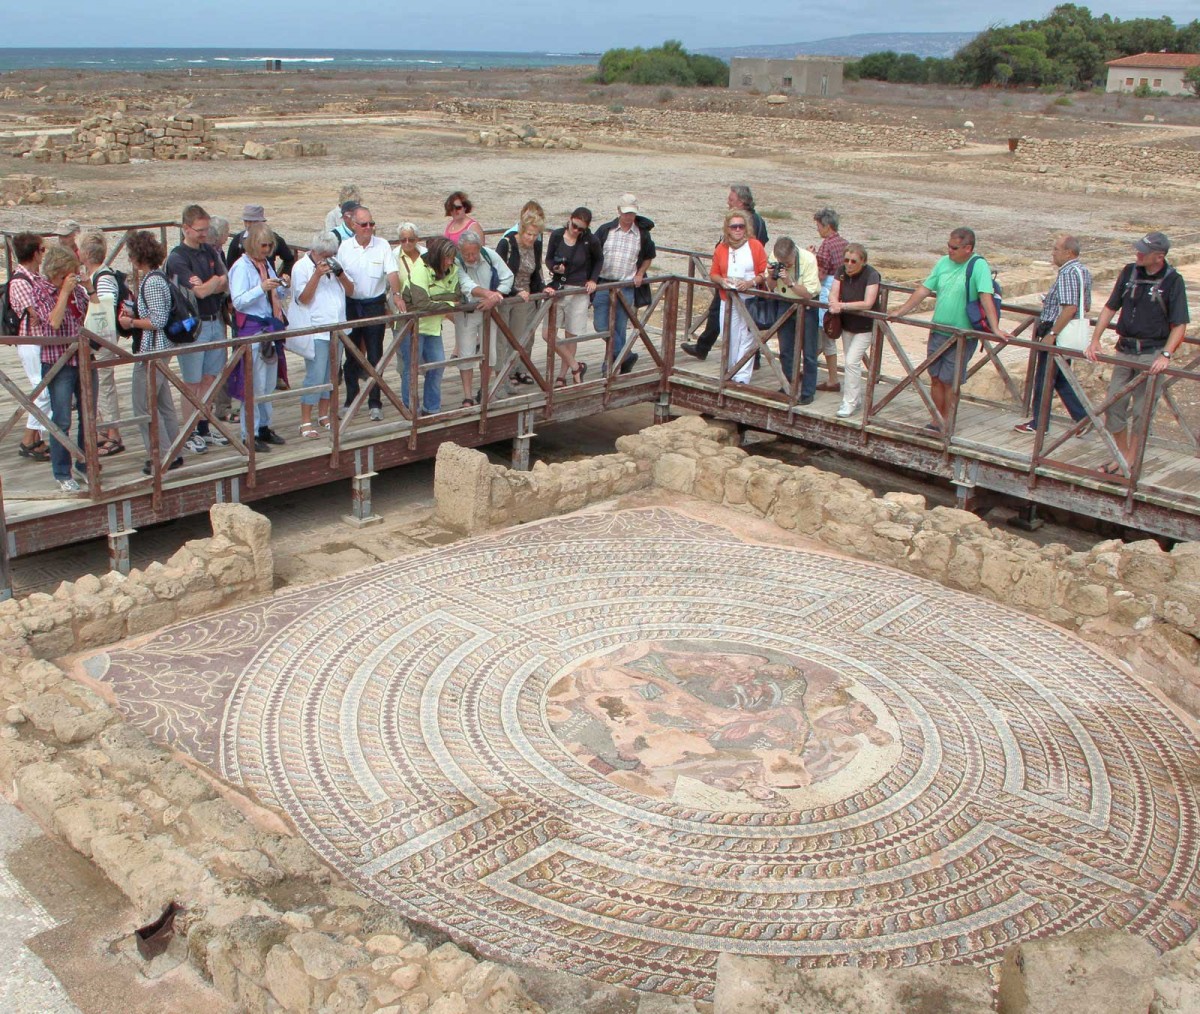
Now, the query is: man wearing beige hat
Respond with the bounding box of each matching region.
[225,204,295,279]
[593,193,655,374]
[1085,230,1189,476]
[55,219,81,259]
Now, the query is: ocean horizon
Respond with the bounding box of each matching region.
[0,47,601,74]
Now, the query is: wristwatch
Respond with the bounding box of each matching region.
[1161,349,1172,359]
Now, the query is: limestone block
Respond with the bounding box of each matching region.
[945,543,983,590]
[714,954,992,1013]
[14,762,85,827]
[322,973,373,1013]
[997,930,1157,1014]
[1119,540,1175,592]
[723,467,754,506]
[367,934,408,956]
[1065,581,1109,617]
[695,455,737,503]
[427,994,469,1014]
[910,530,952,576]
[209,504,272,589]
[265,944,319,1011]
[426,942,476,991]
[289,930,366,980]
[391,964,422,990]
[1152,936,1200,1014]
[274,139,304,158]
[653,452,697,494]
[19,692,77,733]
[126,600,177,636]
[302,142,327,156]
[434,443,493,534]
[924,505,988,535]
[28,625,77,659]
[53,706,114,744]
[401,994,432,1013]
[745,469,783,515]
[882,491,928,513]
[52,798,123,858]
[153,760,216,805]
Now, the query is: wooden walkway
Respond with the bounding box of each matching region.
[2,272,1199,594]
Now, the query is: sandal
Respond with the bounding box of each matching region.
[318,415,331,430]
[96,438,125,457]
[17,441,50,461]
[299,422,320,439]
[462,397,477,407]
[571,362,588,384]
[555,376,568,388]
[1099,461,1123,476]
[512,371,535,385]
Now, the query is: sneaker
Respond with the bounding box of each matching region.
[369,407,383,422]
[253,438,272,453]
[58,477,81,493]
[619,353,639,375]
[1012,420,1037,434]
[680,342,707,361]
[798,394,815,406]
[835,402,858,418]
[185,433,208,454]
[259,428,286,446]
[338,405,349,419]
[204,430,230,446]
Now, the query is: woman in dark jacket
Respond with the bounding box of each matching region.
[544,207,601,385]
[494,210,545,385]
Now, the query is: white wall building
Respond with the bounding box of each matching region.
[1105,52,1200,96]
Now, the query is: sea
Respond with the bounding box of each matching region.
[0,48,601,74]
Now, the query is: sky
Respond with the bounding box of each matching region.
[5,0,1199,51]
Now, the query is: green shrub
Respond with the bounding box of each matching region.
[608,103,625,113]
[595,40,729,88]
[1054,95,1072,105]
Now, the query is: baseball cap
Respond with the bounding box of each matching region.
[241,204,267,222]
[340,200,361,215]
[54,219,81,236]
[1134,231,1169,254]
[617,193,638,214]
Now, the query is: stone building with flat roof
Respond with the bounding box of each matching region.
[729,56,843,97]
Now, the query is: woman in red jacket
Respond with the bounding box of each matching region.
[710,208,767,384]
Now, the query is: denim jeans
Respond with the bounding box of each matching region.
[41,362,81,481]
[300,340,331,406]
[778,307,819,397]
[345,296,387,409]
[1030,346,1087,423]
[593,285,634,364]
[399,331,446,414]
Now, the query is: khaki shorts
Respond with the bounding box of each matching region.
[453,312,482,360]
[557,292,590,335]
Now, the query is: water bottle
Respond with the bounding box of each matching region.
[168,316,198,338]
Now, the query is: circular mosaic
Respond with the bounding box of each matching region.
[212,508,1200,999]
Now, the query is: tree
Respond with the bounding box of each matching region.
[1185,66,1200,97]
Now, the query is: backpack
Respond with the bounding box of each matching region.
[0,282,20,337]
[964,254,1002,332]
[93,267,135,339]
[1122,265,1175,315]
[139,270,200,344]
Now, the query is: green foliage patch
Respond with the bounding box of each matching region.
[595,40,729,88]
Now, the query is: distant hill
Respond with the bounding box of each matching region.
[701,33,977,60]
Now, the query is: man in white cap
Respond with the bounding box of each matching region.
[55,219,81,260]
[1085,230,1189,476]
[592,193,655,374]
[225,204,295,279]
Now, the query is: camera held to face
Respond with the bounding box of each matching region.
[768,262,784,281]
[326,256,344,277]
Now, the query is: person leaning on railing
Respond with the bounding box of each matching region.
[1085,231,1190,476]
[455,232,513,406]
[769,237,819,403]
[495,209,546,388]
[119,230,184,476]
[77,229,126,456]
[828,243,882,420]
[710,208,768,385]
[544,207,601,387]
[289,231,353,438]
[6,232,52,463]
[28,245,89,492]
[401,237,463,417]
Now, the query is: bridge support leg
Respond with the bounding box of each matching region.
[653,393,671,425]
[512,411,535,472]
[1009,503,1044,532]
[106,501,135,578]
[951,458,980,514]
[0,476,10,602]
[344,449,382,528]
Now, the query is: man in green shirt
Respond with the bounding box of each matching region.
[893,228,1007,431]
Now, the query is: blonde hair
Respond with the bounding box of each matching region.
[245,222,275,258]
[78,230,108,267]
[41,244,79,282]
[723,207,751,247]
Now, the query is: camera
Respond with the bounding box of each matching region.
[769,262,783,281]
[326,256,344,277]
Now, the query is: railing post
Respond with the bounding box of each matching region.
[0,473,11,601]
[344,447,382,528]
[512,410,535,471]
[107,500,135,576]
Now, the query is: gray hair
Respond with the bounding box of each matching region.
[78,229,107,266]
[1060,234,1081,256]
[457,232,483,250]
[950,226,976,250]
[207,215,230,246]
[397,221,420,240]
[338,183,361,205]
[773,236,797,263]
[730,184,755,212]
[310,230,340,256]
[814,208,839,231]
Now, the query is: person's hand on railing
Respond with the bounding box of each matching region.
[1084,337,1101,363]
[584,280,597,295]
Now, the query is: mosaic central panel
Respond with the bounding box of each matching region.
[87,508,1200,999]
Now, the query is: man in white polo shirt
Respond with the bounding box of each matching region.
[336,205,404,421]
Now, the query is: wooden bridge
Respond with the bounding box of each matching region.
[2,231,1198,598]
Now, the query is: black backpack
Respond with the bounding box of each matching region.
[0,282,21,337]
[140,270,200,344]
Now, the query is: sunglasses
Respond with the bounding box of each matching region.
[947,243,965,250]
[844,257,861,264]
[355,221,376,228]
[729,223,747,231]
[452,204,465,211]
[568,221,585,231]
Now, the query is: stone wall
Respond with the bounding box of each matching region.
[0,172,68,207]
[1013,136,1200,177]
[434,416,1200,719]
[0,503,273,660]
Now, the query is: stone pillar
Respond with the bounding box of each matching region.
[433,443,493,534]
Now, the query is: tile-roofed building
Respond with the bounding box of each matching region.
[1105,52,1200,95]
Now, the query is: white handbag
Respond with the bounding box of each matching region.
[1054,265,1090,351]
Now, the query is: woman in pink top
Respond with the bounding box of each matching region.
[443,191,484,246]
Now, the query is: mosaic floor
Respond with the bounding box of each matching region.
[82,508,1200,999]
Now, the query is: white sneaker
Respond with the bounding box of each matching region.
[835,402,855,418]
[185,433,208,454]
[203,430,230,446]
[369,407,383,421]
[58,477,81,493]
